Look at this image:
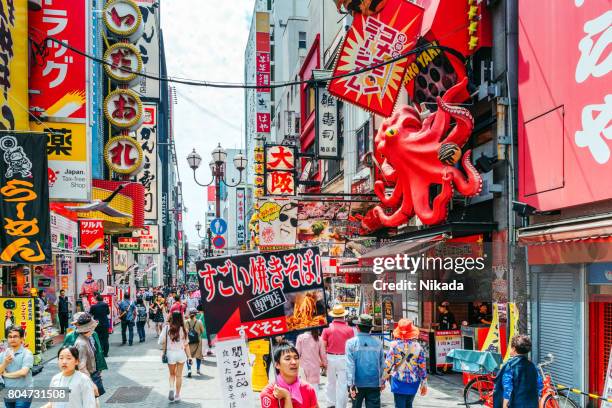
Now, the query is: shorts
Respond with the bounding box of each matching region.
[166,349,187,364]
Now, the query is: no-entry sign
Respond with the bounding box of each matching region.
[212,235,226,249]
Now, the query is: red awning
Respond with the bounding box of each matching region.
[358,233,447,267]
[518,216,612,244]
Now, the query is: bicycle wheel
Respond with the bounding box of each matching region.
[543,393,580,408]
[464,376,495,406]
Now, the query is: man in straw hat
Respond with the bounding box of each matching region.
[346,314,385,407]
[322,304,355,408]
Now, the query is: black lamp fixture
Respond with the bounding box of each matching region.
[474,153,499,173]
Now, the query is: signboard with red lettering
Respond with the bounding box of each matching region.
[518,0,612,210]
[328,0,423,117]
[79,220,104,252]
[196,247,326,340]
[264,145,296,196]
[28,0,87,120]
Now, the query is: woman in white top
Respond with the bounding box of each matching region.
[158,311,191,402]
[43,346,96,408]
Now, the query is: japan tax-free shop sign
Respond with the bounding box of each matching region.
[197,247,327,340]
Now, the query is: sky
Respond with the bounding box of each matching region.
[161,1,254,248]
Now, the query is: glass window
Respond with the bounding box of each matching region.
[299,32,307,49]
[356,120,370,170]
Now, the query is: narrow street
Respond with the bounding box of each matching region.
[30,326,465,407]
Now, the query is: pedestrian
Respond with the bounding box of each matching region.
[72,313,105,399]
[185,308,204,377]
[135,297,148,343]
[0,326,34,408]
[42,346,96,408]
[57,289,70,335]
[493,334,543,408]
[62,314,108,377]
[346,314,385,408]
[118,293,136,346]
[321,304,355,408]
[159,311,191,402]
[89,295,110,357]
[259,341,318,408]
[435,301,457,330]
[383,319,427,408]
[169,294,186,315]
[295,329,326,396]
[150,294,166,337]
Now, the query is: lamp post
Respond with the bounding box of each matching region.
[195,221,213,258]
[187,144,247,253]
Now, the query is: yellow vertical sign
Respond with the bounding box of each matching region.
[504,303,519,362]
[0,297,37,353]
[0,0,29,130]
[480,303,501,354]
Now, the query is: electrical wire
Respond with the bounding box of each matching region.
[43,35,466,90]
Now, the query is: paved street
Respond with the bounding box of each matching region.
[30,325,466,407]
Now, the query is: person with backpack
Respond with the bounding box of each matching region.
[184,308,204,377]
[118,293,136,346]
[135,297,148,343]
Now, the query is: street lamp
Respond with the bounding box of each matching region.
[195,221,202,237]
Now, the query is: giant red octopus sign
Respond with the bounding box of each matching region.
[361,79,482,232]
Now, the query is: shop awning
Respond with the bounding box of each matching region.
[358,234,447,267]
[518,215,612,244]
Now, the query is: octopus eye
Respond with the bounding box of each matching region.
[385,128,398,137]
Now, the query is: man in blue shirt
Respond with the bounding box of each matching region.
[346,314,385,408]
[0,326,34,408]
[118,293,136,346]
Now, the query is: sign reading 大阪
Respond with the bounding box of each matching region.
[133,225,159,253]
[196,247,326,340]
[264,145,296,196]
[328,0,424,117]
[0,132,52,264]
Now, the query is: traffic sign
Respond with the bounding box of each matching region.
[212,235,226,249]
[210,218,228,235]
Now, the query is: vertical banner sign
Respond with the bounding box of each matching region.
[28,0,87,119]
[264,145,296,196]
[253,146,265,198]
[236,188,246,247]
[315,86,340,158]
[135,105,158,220]
[30,122,90,201]
[131,0,160,99]
[197,248,326,340]
[134,225,160,253]
[0,297,37,353]
[0,132,52,264]
[255,12,271,138]
[78,220,104,252]
[328,0,424,117]
[258,198,297,251]
[0,0,29,130]
[216,338,255,408]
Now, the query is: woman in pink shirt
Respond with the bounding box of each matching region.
[296,330,327,391]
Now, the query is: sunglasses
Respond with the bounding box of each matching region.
[279,203,298,227]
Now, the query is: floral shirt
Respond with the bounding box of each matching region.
[384,339,427,383]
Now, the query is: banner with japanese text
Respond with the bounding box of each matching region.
[216,338,254,408]
[0,297,37,353]
[0,132,52,264]
[28,0,87,119]
[134,224,160,254]
[78,219,104,252]
[131,0,160,99]
[236,188,246,247]
[1,0,29,130]
[197,247,326,340]
[30,122,91,201]
[316,86,340,158]
[257,198,297,251]
[328,0,423,117]
[134,105,158,220]
[264,144,296,196]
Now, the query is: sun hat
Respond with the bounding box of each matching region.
[71,312,85,325]
[355,314,374,328]
[393,318,419,340]
[328,304,348,318]
[74,312,98,333]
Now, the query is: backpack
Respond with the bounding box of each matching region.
[137,305,147,322]
[187,321,199,345]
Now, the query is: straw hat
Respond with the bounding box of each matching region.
[328,304,348,318]
[393,319,419,340]
[74,312,98,333]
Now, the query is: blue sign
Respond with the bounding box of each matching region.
[212,235,226,249]
[210,218,227,235]
[588,263,612,285]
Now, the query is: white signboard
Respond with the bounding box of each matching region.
[434,330,463,366]
[216,338,254,408]
[135,104,158,221]
[133,225,160,254]
[50,211,78,252]
[131,0,160,99]
[316,88,339,158]
[258,198,297,251]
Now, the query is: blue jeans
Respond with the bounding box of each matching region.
[5,399,32,408]
[136,321,146,342]
[187,358,201,371]
[121,319,134,345]
[393,393,416,408]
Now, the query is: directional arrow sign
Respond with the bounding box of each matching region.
[212,235,226,249]
[209,218,228,235]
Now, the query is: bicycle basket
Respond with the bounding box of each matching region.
[446,349,503,374]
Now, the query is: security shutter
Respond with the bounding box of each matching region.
[532,265,582,391]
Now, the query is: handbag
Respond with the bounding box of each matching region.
[162,328,169,364]
[91,371,105,396]
[187,321,199,345]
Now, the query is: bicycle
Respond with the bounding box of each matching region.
[462,353,579,407]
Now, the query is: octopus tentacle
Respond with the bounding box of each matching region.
[449,150,483,197]
[438,97,474,146]
[412,178,453,225]
[375,180,403,208]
